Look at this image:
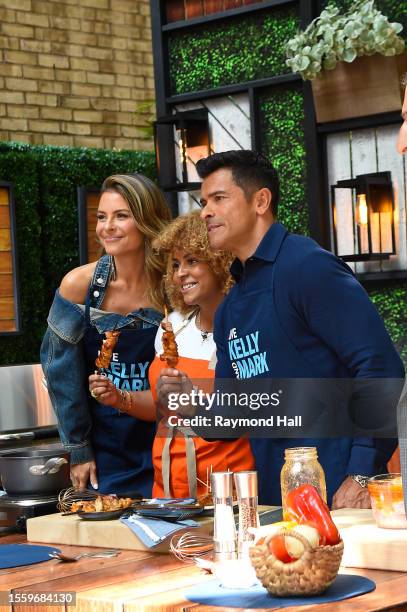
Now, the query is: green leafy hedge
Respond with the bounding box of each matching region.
[369,284,407,365]
[169,5,299,95]
[0,147,44,366]
[0,142,156,365]
[259,85,309,235]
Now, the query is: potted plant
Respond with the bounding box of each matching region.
[286,0,406,122]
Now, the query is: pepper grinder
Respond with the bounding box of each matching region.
[211,471,237,561]
[234,471,260,558]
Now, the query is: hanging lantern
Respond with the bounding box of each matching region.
[154,109,210,191]
[331,171,395,262]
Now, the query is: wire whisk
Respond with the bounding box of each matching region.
[170,531,213,563]
[57,486,99,513]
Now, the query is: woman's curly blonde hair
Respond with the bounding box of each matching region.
[153,211,234,315]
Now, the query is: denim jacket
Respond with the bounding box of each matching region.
[40,255,162,464]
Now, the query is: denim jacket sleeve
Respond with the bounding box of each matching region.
[40,289,94,464]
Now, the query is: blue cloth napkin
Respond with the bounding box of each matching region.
[120,515,198,548]
[0,544,60,569]
[185,574,375,608]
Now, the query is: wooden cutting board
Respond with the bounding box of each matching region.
[332,509,407,572]
[26,512,214,553]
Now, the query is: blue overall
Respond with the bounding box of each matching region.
[82,258,160,497]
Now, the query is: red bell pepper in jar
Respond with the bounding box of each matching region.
[284,484,340,545]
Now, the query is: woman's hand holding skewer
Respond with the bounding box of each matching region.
[156,367,195,417]
[89,373,120,407]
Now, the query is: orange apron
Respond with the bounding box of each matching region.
[148,354,254,498]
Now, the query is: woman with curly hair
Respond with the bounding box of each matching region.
[89,211,254,498]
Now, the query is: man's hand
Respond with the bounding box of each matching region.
[70,461,98,491]
[156,368,195,416]
[331,475,371,509]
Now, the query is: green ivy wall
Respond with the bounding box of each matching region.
[0,142,156,366]
[169,5,299,95]
[259,85,309,236]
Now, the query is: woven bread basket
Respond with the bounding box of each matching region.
[249,529,344,597]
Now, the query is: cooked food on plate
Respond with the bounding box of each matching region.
[71,495,133,513]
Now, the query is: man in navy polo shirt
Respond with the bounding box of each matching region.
[158,150,404,507]
[195,150,404,508]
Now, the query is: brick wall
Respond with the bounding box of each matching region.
[0,0,155,150]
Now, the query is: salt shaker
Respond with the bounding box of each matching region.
[211,471,237,560]
[234,471,260,558]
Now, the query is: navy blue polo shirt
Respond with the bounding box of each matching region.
[213,222,405,505]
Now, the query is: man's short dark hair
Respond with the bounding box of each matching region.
[196,150,280,215]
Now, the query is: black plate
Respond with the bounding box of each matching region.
[77,508,128,521]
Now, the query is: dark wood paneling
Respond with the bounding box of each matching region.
[162,0,296,30]
[185,0,204,18]
[224,0,242,8]
[204,0,223,13]
[166,0,186,21]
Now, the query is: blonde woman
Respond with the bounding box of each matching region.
[41,174,171,496]
[90,211,254,498]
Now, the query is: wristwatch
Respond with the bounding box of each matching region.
[350,474,370,488]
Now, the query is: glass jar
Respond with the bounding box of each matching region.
[280,447,327,520]
[368,473,407,529]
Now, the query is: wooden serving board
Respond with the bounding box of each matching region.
[26,512,214,553]
[332,509,407,572]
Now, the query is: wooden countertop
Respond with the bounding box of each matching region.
[1,533,407,611]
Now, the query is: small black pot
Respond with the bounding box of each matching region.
[0,446,71,497]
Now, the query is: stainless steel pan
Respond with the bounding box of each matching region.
[0,446,71,496]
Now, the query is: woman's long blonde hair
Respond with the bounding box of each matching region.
[101,174,171,311]
[153,211,233,315]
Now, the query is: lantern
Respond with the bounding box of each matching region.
[154,108,210,191]
[331,171,395,261]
